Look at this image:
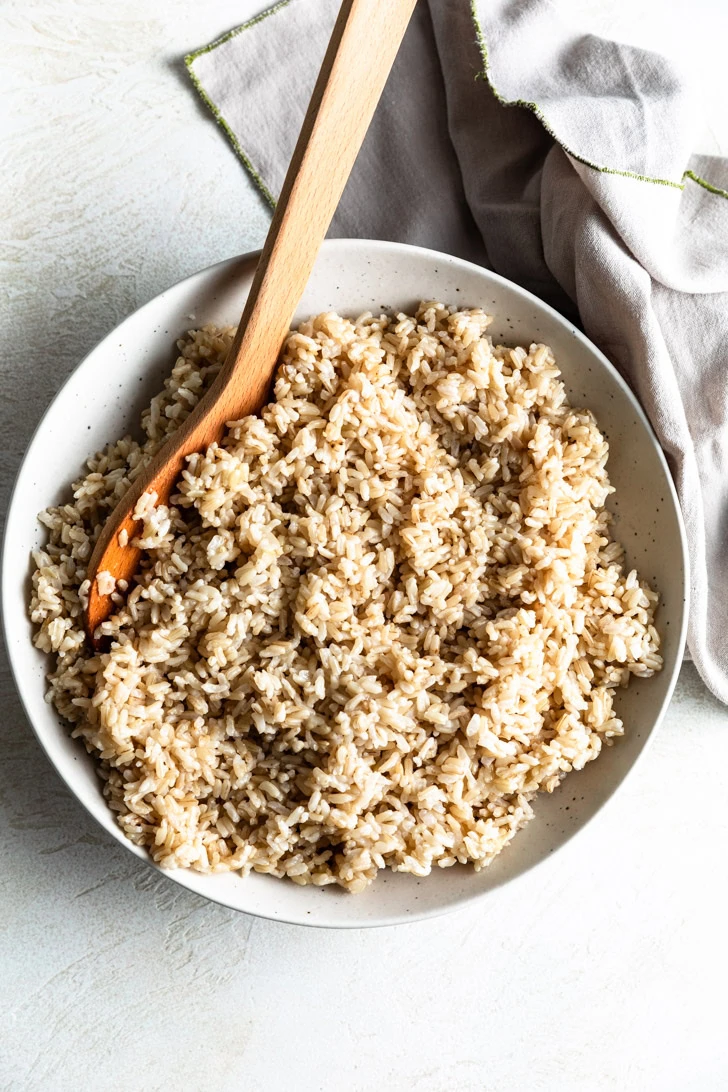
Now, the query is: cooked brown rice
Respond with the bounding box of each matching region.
[30,303,661,892]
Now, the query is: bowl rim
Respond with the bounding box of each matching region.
[2,237,689,928]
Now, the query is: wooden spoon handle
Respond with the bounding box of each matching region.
[85,0,416,639]
[220,0,419,417]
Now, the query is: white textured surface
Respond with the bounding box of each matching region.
[2,2,728,1089]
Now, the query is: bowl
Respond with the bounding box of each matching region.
[2,239,688,927]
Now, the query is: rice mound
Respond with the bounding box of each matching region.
[30,303,662,892]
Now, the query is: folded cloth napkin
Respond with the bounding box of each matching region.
[186,0,728,703]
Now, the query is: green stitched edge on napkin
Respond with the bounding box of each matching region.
[683,170,728,199]
[185,1,296,209]
[470,0,726,200]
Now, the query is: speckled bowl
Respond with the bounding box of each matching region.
[2,239,688,927]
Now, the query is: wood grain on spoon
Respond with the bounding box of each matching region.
[84,0,417,643]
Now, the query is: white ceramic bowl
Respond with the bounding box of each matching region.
[3,239,688,927]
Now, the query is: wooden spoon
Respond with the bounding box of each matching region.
[84,0,417,644]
